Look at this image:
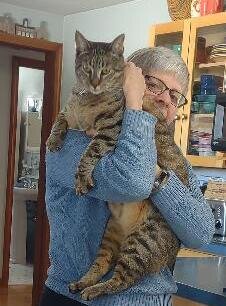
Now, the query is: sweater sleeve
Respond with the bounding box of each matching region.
[46,109,157,203]
[88,109,157,202]
[150,163,215,249]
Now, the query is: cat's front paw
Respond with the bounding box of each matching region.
[80,283,108,300]
[69,281,85,294]
[46,134,63,152]
[75,170,94,196]
[80,287,99,301]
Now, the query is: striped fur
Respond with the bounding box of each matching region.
[46,32,188,301]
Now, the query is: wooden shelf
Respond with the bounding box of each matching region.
[216,152,226,158]
[199,62,226,69]
[186,154,226,168]
[150,20,184,35]
[177,248,215,257]
[191,113,214,118]
[0,32,61,52]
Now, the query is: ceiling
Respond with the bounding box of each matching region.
[1,0,136,16]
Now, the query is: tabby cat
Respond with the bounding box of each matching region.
[46,31,189,301]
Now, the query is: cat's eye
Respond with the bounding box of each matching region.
[83,64,90,73]
[102,67,111,75]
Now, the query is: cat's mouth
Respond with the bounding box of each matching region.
[89,86,102,95]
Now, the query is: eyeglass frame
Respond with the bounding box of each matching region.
[144,75,188,108]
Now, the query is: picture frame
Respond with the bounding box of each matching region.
[15,18,37,38]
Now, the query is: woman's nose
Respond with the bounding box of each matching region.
[156,89,172,106]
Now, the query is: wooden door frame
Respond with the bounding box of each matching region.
[0,33,62,306]
[2,55,45,287]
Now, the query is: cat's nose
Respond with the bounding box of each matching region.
[91,77,101,89]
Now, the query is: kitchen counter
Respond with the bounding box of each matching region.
[199,235,226,256]
[174,256,226,306]
[212,235,226,245]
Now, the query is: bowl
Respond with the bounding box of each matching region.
[194,95,216,113]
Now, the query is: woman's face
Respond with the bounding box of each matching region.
[144,71,184,124]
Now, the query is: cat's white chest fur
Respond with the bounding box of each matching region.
[108,201,149,237]
[63,93,100,130]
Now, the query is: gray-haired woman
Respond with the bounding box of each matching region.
[40,46,214,306]
[127,46,189,123]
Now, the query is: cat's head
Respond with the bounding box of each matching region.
[75,31,125,94]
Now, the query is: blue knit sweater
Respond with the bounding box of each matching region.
[45,109,215,306]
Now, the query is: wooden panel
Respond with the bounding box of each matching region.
[0,285,32,306]
[149,25,157,47]
[186,155,226,168]
[149,20,191,148]
[191,11,226,28]
[0,33,60,52]
[199,62,226,69]
[150,20,184,36]
[177,248,215,258]
[173,295,208,306]
[149,26,183,47]
[1,57,19,286]
[174,19,191,147]
[32,48,62,306]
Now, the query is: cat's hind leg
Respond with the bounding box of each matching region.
[79,229,147,300]
[69,218,122,294]
[79,212,179,301]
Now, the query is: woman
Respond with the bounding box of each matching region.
[40,47,215,306]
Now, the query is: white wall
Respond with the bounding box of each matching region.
[0,45,44,278]
[61,0,170,105]
[0,2,63,42]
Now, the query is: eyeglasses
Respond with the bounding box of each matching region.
[144,75,187,108]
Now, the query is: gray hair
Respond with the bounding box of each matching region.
[127,46,189,93]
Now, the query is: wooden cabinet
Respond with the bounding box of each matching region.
[149,12,226,168]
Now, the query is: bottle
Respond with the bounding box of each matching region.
[3,13,15,34]
[0,16,5,32]
[37,21,48,39]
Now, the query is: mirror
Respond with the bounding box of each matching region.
[16,67,44,188]
[10,66,44,285]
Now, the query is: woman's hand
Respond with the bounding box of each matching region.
[123,62,146,111]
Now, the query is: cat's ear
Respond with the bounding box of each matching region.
[111,34,125,55]
[75,31,90,54]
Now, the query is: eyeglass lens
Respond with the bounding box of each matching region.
[145,76,187,107]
